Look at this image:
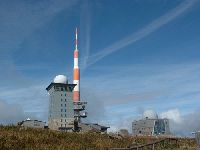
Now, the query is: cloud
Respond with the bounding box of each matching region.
[82,63,200,107]
[0,99,44,125]
[111,108,200,136]
[80,0,91,72]
[85,0,198,68]
[0,0,79,87]
[0,84,49,122]
[81,87,106,123]
[0,100,25,124]
[0,0,78,50]
[160,108,200,136]
[160,109,182,124]
[80,63,200,134]
[0,0,78,88]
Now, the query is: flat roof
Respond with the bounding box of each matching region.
[82,123,110,129]
[22,120,46,123]
[46,82,76,91]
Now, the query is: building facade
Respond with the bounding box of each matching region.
[132,110,170,136]
[19,119,46,129]
[79,123,109,133]
[132,118,170,136]
[194,131,200,147]
[46,81,76,131]
[119,129,129,137]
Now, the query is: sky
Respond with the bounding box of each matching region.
[0,0,200,136]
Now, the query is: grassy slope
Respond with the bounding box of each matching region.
[0,126,197,150]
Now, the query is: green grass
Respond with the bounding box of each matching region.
[0,125,197,150]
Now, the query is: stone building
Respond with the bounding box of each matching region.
[132,110,170,136]
[18,118,46,129]
[79,123,109,133]
[119,129,129,137]
[46,75,75,131]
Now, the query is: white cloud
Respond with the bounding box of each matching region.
[82,63,200,107]
[0,0,79,92]
[80,63,200,135]
[160,109,182,124]
[80,0,91,71]
[0,100,25,124]
[0,84,49,121]
[0,0,78,51]
[85,0,198,68]
[160,108,200,136]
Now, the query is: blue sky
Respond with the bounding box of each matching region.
[1,0,200,135]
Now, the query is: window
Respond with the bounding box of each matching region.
[61,119,62,122]
[65,104,66,107]
[65,99,66,102]
[65,124,66,127]
[54,86,60,91]
[61,104,62,107]
[65,109,66,112]
[65,114,66,117]
[69,87,72,91]
[61,99,62,102]
[61,94,62,96]
[61,124,62,127]
[61,109,63,112]
[65,119,66,122]
[65,94,66,96]
[61,114,63,117]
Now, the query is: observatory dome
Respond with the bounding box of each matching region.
[143,110,158,119]
[53,75,67,84]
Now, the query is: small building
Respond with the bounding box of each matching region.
[18,118,46,129]
[193,131,200,147]
[79,123,109,133]
[132,110,170,136]
[119,129,129,137]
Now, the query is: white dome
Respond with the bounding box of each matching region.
[143,110,158,119]
[53,75,67,84]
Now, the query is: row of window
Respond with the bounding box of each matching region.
[61,114,67,117]
[61,124,67,127]
[61,104,67,107]
[61,87,73,91]
[61,109,67,112]
[54,86,72,92]
[49,114,68,118]
[61,99,67,102]
[61,119,68,122]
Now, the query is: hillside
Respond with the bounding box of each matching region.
[0,126,197,150]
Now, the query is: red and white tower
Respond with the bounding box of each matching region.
[73,28,80,102]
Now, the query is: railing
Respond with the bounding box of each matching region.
[110,138,178,150]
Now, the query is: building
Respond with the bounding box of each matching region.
[45,29,89,132]
[193,131,200,147]
[119,129,129,137]
[132,110,170,136]
[18,118,46,129]
[79,123,109,133]
[45,28,108,133]
[46,75,76,131]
